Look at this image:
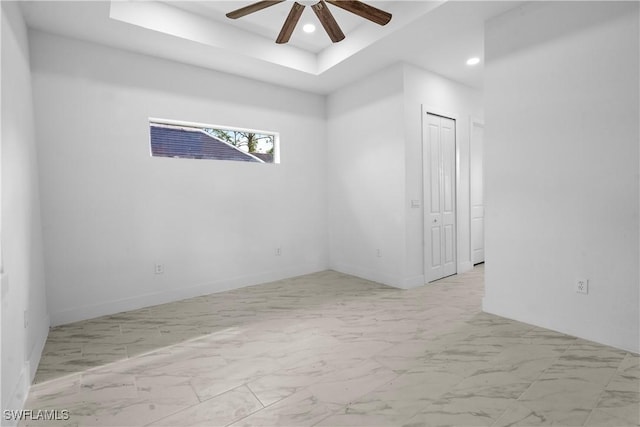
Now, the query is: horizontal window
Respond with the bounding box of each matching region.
[149,118,279,164]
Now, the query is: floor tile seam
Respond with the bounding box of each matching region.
[565,338,630,358]
[69,395,188,427]
[291,393,351,427]
[581,406,599,427]
[125,327,239,359]
[488,404,516,427]
[443,394,524,426]
[134,372,204,384]
[125,345,145,359]
[401,402,437,426]
[595,398,640,417]
[138,394,201,427]
[244,383,266,408]
[492,405,551,427]
[372,320,466,367]
[224,405,264,427]
[524,335,581,382]
[186,373,208,405]
[401,370,471,415]
[341,395,432,424]
[412,397,499,425]
[506,340,571,410]
[507,369,606,427]
[31,370,85,389]
[142,382,258,427]
[556,340,625,392]
[192,372,272,405]
[370,355,403,372]
[295,363,389,396]
[309,411,336,427]
[309,401,363,427]
[587,366,631,418]
[219,384,298,427]
[617,353,639,374]
[310,368,404,410]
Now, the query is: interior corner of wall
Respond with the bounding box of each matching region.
[28,314,50,383]
[481,295,496,316]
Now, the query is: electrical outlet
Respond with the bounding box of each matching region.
[576,279,588,294]
[376,249,382,257]
[275,248,282,256]
[154,264,164,274]
[24,310,28,329]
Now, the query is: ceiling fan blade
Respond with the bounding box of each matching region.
[276,2,305,44]
[226,1,285,19]
[325,0,391,26]
[311,0,345,43]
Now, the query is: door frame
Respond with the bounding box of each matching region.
[469,117,485,265]
[421,105,460,282]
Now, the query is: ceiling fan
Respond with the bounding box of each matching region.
[226,0,392,44]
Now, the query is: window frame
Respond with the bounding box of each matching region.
[148,117,280,164]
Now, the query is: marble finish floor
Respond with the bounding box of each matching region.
[23,266,639,426]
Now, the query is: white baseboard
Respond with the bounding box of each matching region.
[2,363,29,427]
[50,263,327,326]
[28,315,50,382]
[457,261,473,274]
[401,274,426,289]
[329,262,426,290]
[483,297,639,355]
[2,315,49,427]
[329,262,405,289]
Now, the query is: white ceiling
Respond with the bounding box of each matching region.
[168,1,396,53]
[20,1,523,94]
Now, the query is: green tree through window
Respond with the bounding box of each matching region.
[204,129,274,154]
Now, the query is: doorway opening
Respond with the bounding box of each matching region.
[470,119,485,266]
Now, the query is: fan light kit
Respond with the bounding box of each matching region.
[226,0,392,44]
[466,57,481,66]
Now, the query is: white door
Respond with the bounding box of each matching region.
[424,113,456,282]
[470,121,485,265]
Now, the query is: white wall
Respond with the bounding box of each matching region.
[327,65,407,287]
[403,64,483,284]
[1,2,50,421]
[29,31,328,326]
[483,2,639,353]
[327,63,482,288]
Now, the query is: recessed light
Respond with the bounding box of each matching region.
[466,57,481,66]
[303,23,316,33]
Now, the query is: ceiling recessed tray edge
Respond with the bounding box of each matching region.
[109,1,444,76]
